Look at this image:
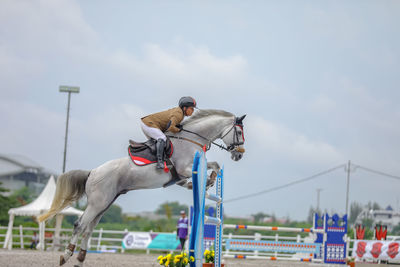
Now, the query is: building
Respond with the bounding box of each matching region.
[354,206,400,231]
[0,154,56,195]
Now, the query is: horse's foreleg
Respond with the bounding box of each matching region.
[206,161,221,189]
[207,161,220,173]
[182,161,220,190]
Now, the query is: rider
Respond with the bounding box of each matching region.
[141,96,196,169]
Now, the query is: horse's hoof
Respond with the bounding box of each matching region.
[60,255,66,266]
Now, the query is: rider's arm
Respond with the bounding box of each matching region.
[167,115,183,133]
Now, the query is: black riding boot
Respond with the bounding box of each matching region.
[156,139,166,169]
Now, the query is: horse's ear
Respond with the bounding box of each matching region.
[236,115,247,124]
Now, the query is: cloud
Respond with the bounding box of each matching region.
[302,5,363,47]
[0,0,100,99]
[247,116,343,164]
[108,42,248,94]
[0,100,65,172]
[309,95,337,113]
[0,97,149,172]
[0,0,98,57]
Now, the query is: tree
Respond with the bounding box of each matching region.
[252,212,269,223]
[0,182,18,225]
[11,186,36,205]
[367,201,381,210]
[349,202,363,225]
[361,218,374,229]
[155,202,188,216]
[392,223,400,235]
[100,204,123,224]
[307,206,317,224]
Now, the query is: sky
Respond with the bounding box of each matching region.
[1,0,400,221]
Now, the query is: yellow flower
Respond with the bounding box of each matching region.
[165,260,170,266]
[174,258,180,263]
[167,254,172,258]
[158,255,163,260]
[190,256,195,262]
[204,249,210,256]
[183,258,189,264]
[159,259,163,265]
[183,252,187,256]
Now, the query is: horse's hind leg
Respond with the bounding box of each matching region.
[60,206,100,265]
[61,191,117,266]
[73,211,106,267]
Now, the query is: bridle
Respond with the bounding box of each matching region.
[220,123,245,152]
[167,115,246,153]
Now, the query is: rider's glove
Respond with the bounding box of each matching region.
[176,124,183,131]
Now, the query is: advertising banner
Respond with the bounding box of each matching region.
[147,233,181,250]
[122,232,181,250]
[122,232,152,249]
[353,240,400,261]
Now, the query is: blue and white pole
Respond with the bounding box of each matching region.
[189,151,223,267]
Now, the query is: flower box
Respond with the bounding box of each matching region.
[203,264,225,267]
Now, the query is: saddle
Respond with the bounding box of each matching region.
[128,138,173,166]
[128,139,182,187]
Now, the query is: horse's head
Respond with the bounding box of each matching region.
[221,115,246,161]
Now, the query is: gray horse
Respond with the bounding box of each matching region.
[38,109,246,267]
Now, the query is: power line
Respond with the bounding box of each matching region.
[353,164,400,181]
[224,164,346,204]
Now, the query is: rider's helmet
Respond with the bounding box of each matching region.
[179,96,197,109]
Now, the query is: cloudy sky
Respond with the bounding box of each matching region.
[1,0,399,220]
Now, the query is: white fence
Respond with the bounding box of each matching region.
[0,225,176,253]
[2,224,400,261]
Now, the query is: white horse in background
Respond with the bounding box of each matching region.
[38,109,246,267]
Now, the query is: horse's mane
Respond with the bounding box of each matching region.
[181,109,234,126]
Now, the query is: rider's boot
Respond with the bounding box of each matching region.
[156,139,166,169]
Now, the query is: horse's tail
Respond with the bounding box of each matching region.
[38,170,90,222]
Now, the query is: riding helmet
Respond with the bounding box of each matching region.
[179,96,197,108]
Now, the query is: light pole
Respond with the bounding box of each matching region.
[59,85,80,173]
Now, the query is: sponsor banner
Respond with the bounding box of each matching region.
[122,232,152,249]
[147,233,180,250]
[353,240,400,261]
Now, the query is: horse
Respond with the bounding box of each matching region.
[38,109,246,267]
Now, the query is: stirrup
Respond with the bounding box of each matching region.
[156,160,164,169]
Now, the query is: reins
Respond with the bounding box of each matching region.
[167,123,244,153]
[182,128,230,151]
[167,135,207,150]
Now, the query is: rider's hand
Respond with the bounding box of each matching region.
[176,124,183,131]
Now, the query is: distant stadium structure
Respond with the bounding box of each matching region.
[355,206,400,231]
[0,154,56,195]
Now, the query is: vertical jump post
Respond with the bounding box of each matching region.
[189,151,223,267]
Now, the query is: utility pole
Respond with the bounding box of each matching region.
[59,85,80,173]
[316,188,323,213]
[345,160,351,216]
